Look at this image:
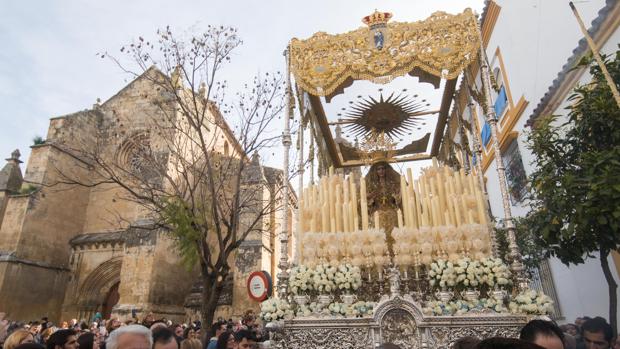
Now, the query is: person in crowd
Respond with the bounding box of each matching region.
[179,339,201,349]
[453,336,481,349]
[41,327,57,344]
[233,330,255,349]
[149,323,166,332]
[580,317,613,349]
[561,324,580,338]
[142,314,155,329]
[152,328,178,349]
[106,325,152,349]
[46,329,79,349]
[77,333,99,349]
[215,332,235,349]
[612,336,620,349]
[476,337,546,349]
[520,320,565,349]
[60,323,68,330]
[4,330,35,349]
[206,322,226,349]
[170,325,183,345]
[182,328,195,340]
[89,323,99,334]
[564,334,577,349]
[28,323,42,344]
[105,317,121,336]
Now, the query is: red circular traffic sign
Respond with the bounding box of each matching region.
[247,271,271,302]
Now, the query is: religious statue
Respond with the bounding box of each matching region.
[365,161,401,253]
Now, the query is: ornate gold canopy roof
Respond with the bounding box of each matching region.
[290,9,480,96]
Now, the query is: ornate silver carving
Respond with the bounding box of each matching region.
[283,327,373,349]
[381,309,418,349]
[271,296,527,349]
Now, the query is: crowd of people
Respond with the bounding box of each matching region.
[1,311,619,349]
[451,316,620,349]
[0,311,265,349]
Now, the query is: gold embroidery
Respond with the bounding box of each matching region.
[290,9,481,96]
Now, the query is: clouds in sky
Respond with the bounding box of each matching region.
[0,0,483,169]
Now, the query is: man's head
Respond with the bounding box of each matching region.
[46,329,79,349]
[233,330,256,349]
[210,322,226,339]
[581,317,613,349]
[152,327,178,349]
[520,320,565,349]
[106,324,152,349]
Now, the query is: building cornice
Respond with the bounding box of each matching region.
[527,0,620,127]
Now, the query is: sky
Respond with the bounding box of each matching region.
[0,0,484,174]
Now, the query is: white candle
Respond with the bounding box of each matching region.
[374,211,380,229]
[360,178,369,230]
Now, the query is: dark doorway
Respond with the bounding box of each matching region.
[102,282,120,319]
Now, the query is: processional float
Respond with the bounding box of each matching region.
[266,8,551,349]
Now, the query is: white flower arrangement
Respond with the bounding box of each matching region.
[479,257,512,289]
[313,263,337,294]
[295,302,317,317]
[430,257,513,291]
[352,301,375,317]
[423,298,507,316]
[334,263,362,292]
[326,301,375,317]
[428,259,458,289]
[452,257,482,290]
[509,289,554,315]
[260,298,294,322]
[480,297,508,313]
[289,265,315,295]
[423,299,458,315]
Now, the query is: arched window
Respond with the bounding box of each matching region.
[224,141,230,157]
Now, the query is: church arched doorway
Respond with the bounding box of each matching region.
[76,257,122,321]
[102,282,120,319]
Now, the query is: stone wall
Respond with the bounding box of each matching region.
[0,261,70,321]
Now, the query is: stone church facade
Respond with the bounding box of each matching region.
[0,68,293,323]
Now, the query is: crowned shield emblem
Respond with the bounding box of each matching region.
[363,10,392,50]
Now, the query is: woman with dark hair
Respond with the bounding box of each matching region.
[215,332,235,349]
[77,332,99,349]
[182,327,195,340]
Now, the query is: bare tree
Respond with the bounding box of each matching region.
[45,26,289,328]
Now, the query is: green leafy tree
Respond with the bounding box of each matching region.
[526,49,620,334]
[494,217,546,276]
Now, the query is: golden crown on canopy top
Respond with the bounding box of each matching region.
[362,10,393,28]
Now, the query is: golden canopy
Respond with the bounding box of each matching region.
[290,9,481,96]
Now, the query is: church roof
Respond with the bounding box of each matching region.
[526,0,619,127]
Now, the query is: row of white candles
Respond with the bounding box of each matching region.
[300,225,490,267]
[297,159,492,264]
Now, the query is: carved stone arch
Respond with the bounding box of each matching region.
[373,297,425,349]
[373,296,424,323]
[76,257,122,311]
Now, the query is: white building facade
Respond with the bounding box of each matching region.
[449,0,620,323]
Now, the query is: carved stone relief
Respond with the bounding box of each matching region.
[380,309,418,349]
